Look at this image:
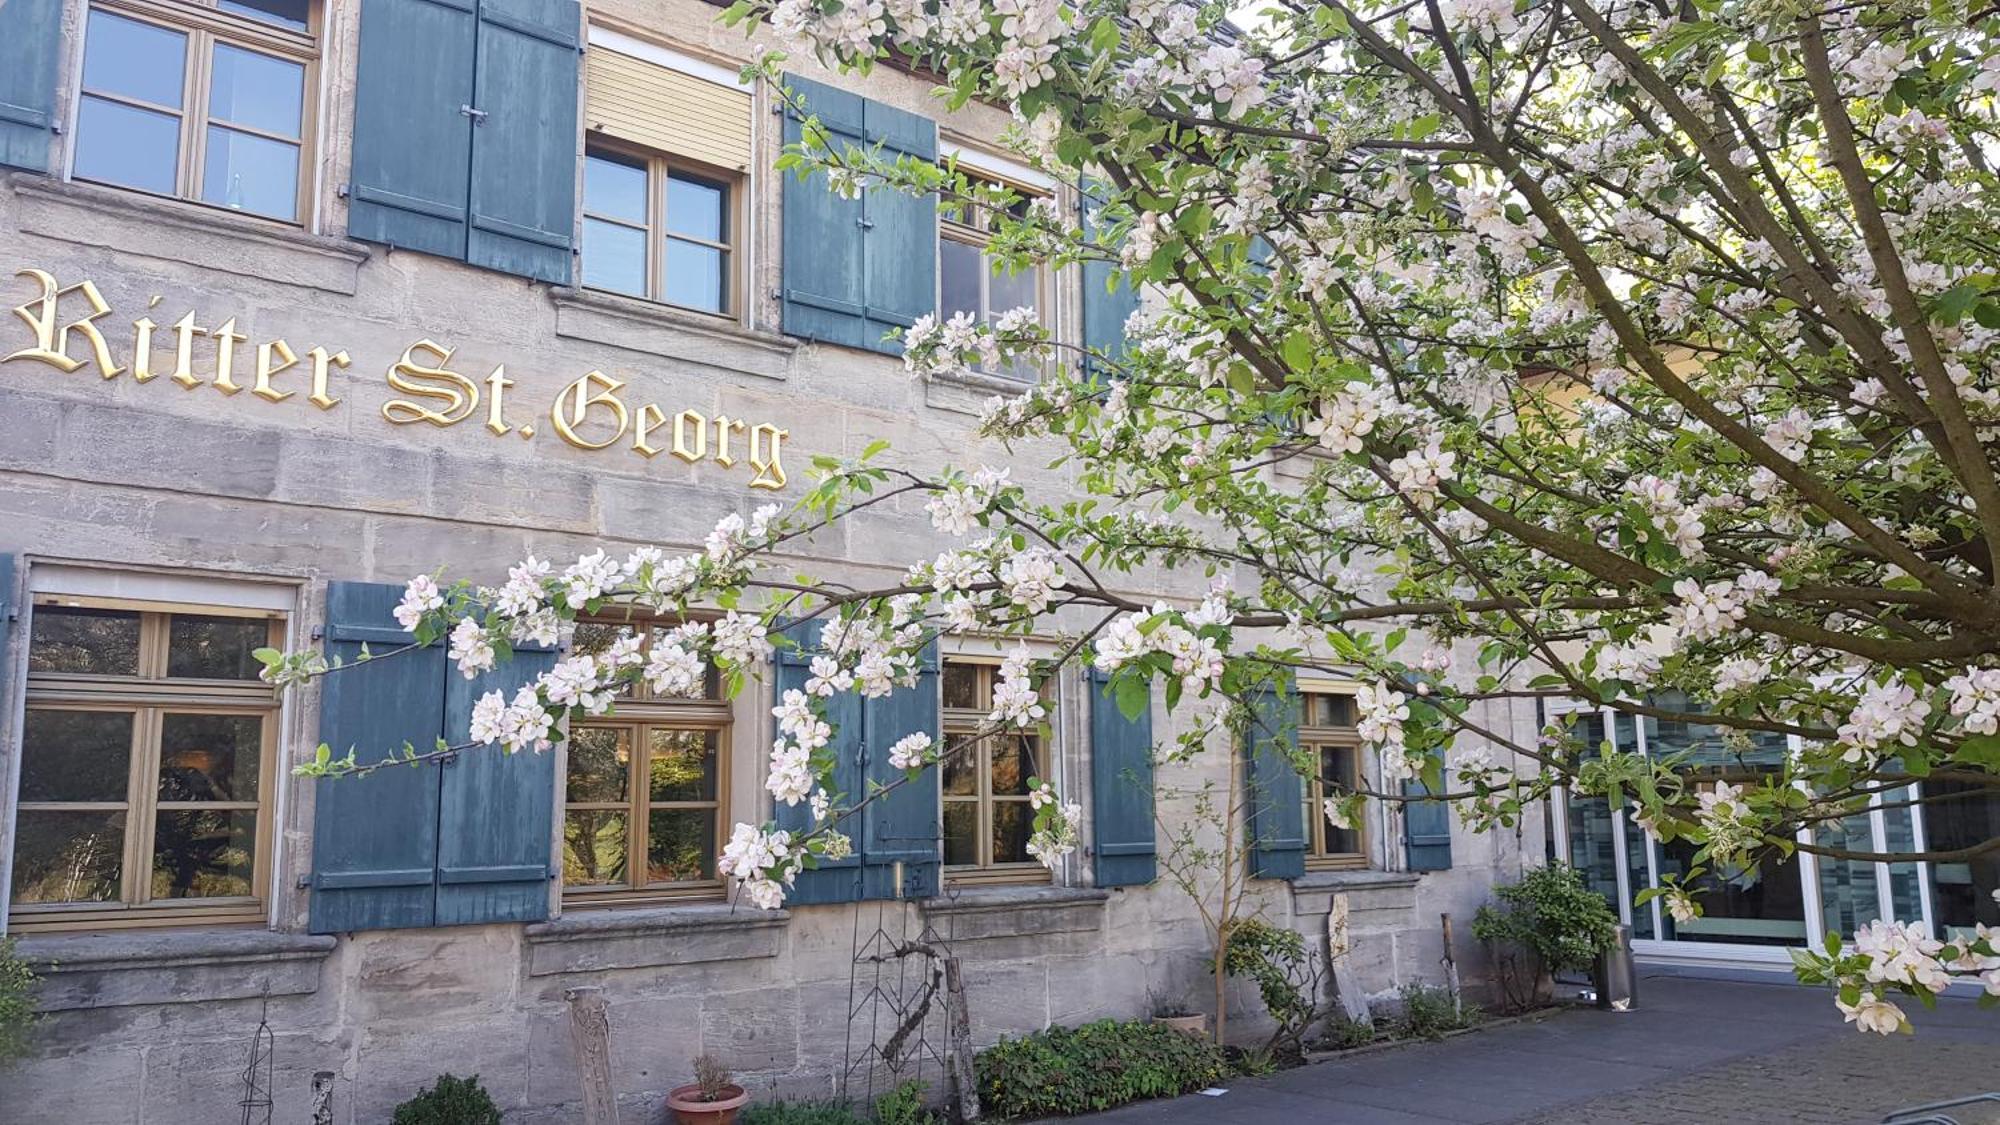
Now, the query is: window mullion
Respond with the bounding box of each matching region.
[650,158,666,303]
[127,706,163,905]
[182,29,212,202]
[628,724,647,890]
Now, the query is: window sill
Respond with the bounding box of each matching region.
[920,884,1108,941]
[550,287,798,381]
[922,366,1035,417]
[7,173,369,295]
[11,927,335,1012]
[523,901,788,976]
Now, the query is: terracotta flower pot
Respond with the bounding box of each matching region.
[1153,1014,1208,1037]
[667,1083,749,1125]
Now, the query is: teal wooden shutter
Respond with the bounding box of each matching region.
[309,581,448,933]
[857,97,937,353]
[1403,778,1453,871]
[779,75,936,356]
[1080,181,1141,380]
[1088,668,1156,887]
[348,0,479,261]
[859,643,941,900]
[436,637,560,925]
[465,0,579,284]
[0,0,61,171]
[772,620,866,904]
[1243,675,1304,880]
[0,556,17,760]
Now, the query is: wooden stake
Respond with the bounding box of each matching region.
[1440,913,1462,1018]
[566,986,620,1125]
[944,957,981,1123]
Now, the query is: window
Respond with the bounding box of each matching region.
[561,614,729,903]
[1301,691,1366,870]
[70,0,317,222]
[941,659,1051,883]
[581,146,740,315]
[940,169,1049,380]
[10,598,281,930]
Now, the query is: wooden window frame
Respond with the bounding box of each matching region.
[582,139,745,320]
[941,657,1051,886]
[10,596,282,932]
[561,610,731,907]
[939,167,1052,376]
[1302,690,1368,872]
[71,0,322,226]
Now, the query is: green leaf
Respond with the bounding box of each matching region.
[1114,672,1149,722]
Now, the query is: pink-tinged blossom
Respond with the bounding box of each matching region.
[394,575,444,631]
[448,617,496,679]
[1838,680,1931,760]
[887,731,933,770]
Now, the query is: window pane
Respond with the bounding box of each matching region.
[167,614,269,680]
[201,125,300,220]
[646,809,715,883]
[159,713,263,801]
[990,736,1039,797]
[989,259,1039,321]
[992,802,1032,865]
[208,44,302,138]
[82,10,187,108]
[666,172,726,242]
[74,96,182,196]
[942,663,981,710]
[151,808,257,898]
[1318,747,1359,853]
[29,605,141,675]
[563,810,628,887]
[582,218,647,297]
[941,238,981,319]
[216,0,310,32]
[663,239,725,313]
[943,802,977,866]
[11,810,125,904]
[584,152,647,223]
[21,709,133,802]
[1314,695,1357,728]
[566,727,630,802]
[647,728,716,803]
[941,736,979,796]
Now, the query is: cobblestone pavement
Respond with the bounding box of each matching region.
[1075,970,2000,1124]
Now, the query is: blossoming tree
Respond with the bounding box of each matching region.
[266,0,2000,1032]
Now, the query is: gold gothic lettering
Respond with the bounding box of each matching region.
[4,266,796,490]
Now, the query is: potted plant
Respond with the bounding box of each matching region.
[668,1054,749,1125]
[1149,1000,1208,1038]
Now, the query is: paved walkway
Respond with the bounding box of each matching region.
[1076,970,2000,1124]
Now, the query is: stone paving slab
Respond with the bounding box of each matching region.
[1073,971,2000,1125]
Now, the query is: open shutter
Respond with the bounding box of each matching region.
[860,643,940,900]
[1402,777,1452,872]
[857,97,937,355]
[348,0,479,261]
[772,620,866,905]
[435,637,561,925]
[1243,675,1304,880]
[0,0,61,172]
[779,75,936,356]
[1080,181,1141,380]
[309,582,447,933]
[780,76,870,351]
[466,0,580,284]
[1088,669,1156,887]
[0,556,17,758]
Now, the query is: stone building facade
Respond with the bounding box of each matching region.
[0,0,1547,1120]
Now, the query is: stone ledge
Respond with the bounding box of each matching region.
[1291,869,1422,920]
[524,903,789,976]
[8,174,370,295]
[550,287,797,381]
[15,928,336,1012]
[922,367,1032,417]
[920,885,1109,941]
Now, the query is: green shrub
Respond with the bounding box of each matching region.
[976,1019,1232,1118]
[0,938,43,1069]
[1222,918,1325,1056]
[1316,1015,1377,1051]
[1391,983,1476,1041]
[740,1101,869,1125]
[391,1073,501,1125]
[872,1080,936,1125]
[1471,862,1618,1010]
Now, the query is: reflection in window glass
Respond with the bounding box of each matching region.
[663,241,724,313]
[563,811,628,887]
[647,809,715,883]
[20,710,134,802]
[207,44,302,137]
[82,10,187,107]
[158,713,263,801]
[30,606,142,676]
[73,98,183,196]
[648,729,717,802]
[666,173,725,241]
[151,808,257,898]
[202,126,301,220]
[11,811,126,904]
[167,614,270,680]
[582,219,647,297]
[566,727,631,802]
[585,152,648,223]
[217,0,310,31]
